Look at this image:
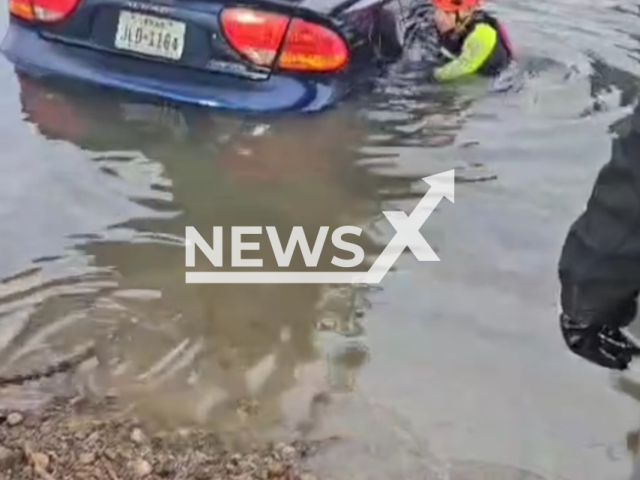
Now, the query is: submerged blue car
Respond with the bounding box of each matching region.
[1,0,412,112]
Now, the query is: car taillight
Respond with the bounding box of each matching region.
[10,0,80,22]
[9,0,34,20]
[220,8,349,73]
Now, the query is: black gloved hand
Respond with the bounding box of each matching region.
[560,276,640,370]
[560,312,640,369]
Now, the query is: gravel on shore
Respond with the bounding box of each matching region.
[0,395,336,480]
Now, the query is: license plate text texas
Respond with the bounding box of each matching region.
[115,11,185,60]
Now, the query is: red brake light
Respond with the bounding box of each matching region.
[10,0,80,22]
[220,9,289,66]
[220,8,349,73]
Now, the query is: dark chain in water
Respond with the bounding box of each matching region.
[0,345,96,387]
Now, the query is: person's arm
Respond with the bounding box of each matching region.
[433,23,496,81]
[558,101,640,369]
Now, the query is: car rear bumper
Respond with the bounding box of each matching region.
[1,22,351,113]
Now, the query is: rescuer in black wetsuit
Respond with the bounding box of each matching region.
[558,101,640,370]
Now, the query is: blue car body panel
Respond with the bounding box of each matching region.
[1,23,353,113]
[0,0,407,116]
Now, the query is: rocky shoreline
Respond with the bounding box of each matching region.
[0,395,332,480]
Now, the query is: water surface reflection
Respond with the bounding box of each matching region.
[2,74,435,439]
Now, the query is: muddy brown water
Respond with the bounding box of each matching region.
[2,1,640,480]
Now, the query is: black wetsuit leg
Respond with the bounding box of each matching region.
[558,101,640,369]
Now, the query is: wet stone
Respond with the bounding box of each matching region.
[78,452,95,464]
[280,445,297,461]
[267,459,285,476]
[30,452,49,470]
[130,428,146,444]
[0,445,18,467]
[5,413,23,426]
[131,458,152,477]
[103,449,117,460]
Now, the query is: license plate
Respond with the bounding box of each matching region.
[114,10,186,60]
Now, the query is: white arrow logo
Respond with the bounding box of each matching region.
[364,169,455,283]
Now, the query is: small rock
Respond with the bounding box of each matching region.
[79,452,95,464]
[0,445,17,467]
[300,473,317,480]
[318,318,337,330]
[267,460,285,476]
[237,398,259,416]
[194,470,211,480]
[31,452,49,470]
[280,445,296,461]
[47,451,59,463]
[0,445,12,458]
[156,466,175,477]
[131,458,152,477]
[104,449,117,460]
[130,428,146,444]
[6,412,23,426]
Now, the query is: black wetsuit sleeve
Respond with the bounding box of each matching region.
[558,101,640,328]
